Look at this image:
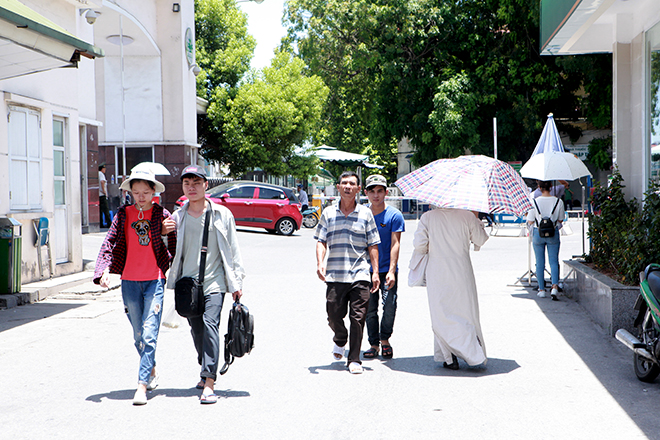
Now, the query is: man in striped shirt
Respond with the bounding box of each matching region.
[315,171,380,374]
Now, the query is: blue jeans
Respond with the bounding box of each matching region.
[121,279,165,385]
[366,272,398,346]
[532,228,560,290]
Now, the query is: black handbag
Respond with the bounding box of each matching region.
[219,301,254,375]
[174,207,211,318]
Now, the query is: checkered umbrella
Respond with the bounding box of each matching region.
[395,155,532,216]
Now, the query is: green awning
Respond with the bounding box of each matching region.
[540,0,581,54]
[540,0,612,56]
[0,0,104,79]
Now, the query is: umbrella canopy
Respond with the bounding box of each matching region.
[531,114,565,157]
[520,151,591,181]
[314,147,369,166]
[132,162,171,176]
[395,155,533,216]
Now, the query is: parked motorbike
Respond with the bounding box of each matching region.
[302,206,320,228]
[615,264,660,382]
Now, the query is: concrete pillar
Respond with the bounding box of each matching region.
[613,33,647,202]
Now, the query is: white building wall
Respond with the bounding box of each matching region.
[0,0,98,283]
[102,55,163,143]
[613,30,654,201]
[157,2,198,146]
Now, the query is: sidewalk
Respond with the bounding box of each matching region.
[1,217,656,439]
[0,231,117,309]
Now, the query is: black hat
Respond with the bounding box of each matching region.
[180,165,207,181]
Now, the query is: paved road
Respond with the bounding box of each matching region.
[0,218,658,439]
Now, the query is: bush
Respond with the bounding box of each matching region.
[588,170,660,284]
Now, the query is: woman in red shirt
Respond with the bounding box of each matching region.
[93,169,176,405]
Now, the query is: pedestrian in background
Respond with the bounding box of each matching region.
[315,171,380,374]
[166,165,245,404]
[98,164,111,228]
[527,180,565,300]
[413,207,489,370]
[362,175,405,360]
[93,169,177,405]
[298,183,309,212]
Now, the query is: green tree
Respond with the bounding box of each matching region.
[196,0,329,177]
[283,0,612,168]
[206,52,329,176]
[195,0,255,101]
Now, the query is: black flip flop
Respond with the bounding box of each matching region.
[363,347,379,359]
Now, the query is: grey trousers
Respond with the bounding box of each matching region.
[188,291,226,381]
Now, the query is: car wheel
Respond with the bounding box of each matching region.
[275,218,295,236]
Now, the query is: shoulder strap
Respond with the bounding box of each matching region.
[533,199,541,227]
[198,202,212,283]
[550,198,560,215]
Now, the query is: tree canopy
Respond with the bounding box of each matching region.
[283,0,612,173]
[195,0,328,177]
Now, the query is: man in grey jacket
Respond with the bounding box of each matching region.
[164,165,245,404]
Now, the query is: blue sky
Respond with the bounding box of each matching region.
[238,0,288,70]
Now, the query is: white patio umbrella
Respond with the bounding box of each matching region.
[520,151,591,181]
[531,113,565,156]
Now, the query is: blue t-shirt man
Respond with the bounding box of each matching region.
[373,206,406,273]
[363,174,405,360]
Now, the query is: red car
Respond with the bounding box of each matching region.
[175,181,302,235]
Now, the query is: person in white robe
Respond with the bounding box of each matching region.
[413,207,489,369]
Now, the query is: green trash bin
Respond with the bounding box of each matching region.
[0,217,22,294]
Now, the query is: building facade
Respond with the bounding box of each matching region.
[541,0,660,201]
[0,0,198,284]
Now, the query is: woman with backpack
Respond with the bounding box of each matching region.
[527,180,566,300]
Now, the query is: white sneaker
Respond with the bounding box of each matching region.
[133,388,147,405]
[551,287,559,301]
[146,373,159,391]
[537,290,547,298]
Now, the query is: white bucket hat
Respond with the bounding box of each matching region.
[119,169,165,193]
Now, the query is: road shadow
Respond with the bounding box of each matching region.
[379,355,519,377]
[236,227,301,237]
[308,361,374,374]
[512,284,660,438]
[86,387,250,403]
[0,302,85,333]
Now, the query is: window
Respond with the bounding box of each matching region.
[53,119,65,205]
[258,187,286,200]
[116,146,153,177]
[8,107,41,210]
[648,23,660,185]
[228,186,256,199]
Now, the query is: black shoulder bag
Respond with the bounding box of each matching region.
[174,207,211,318]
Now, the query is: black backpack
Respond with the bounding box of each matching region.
[534,198,560,238]
[219,302,254,375]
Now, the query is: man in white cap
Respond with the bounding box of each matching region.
[362,174,405,360]
[166,165,245,404]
